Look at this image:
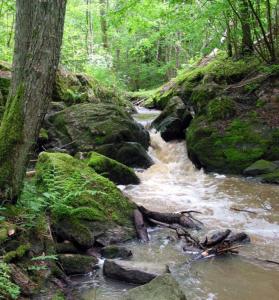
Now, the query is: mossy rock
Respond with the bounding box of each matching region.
[260,170,279,184]
[243,160,278,176]
[58,254,98,275]
[95,142,153,169]
[101,245,132,259]
[207,97,236,121]
[145,52,259,110]
[152,96,192,141]
[186,117,273,174]
[87,152,140,185]
[3,243,30,263]
[0,222,16,245]
[35,152,136,248]
[47,102,150,154]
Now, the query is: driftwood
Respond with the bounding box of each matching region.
[138,206,202,230]
[133,209,149,242]
[230,207,257,215]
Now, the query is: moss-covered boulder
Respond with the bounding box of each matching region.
[95,142,153,169]
[87,152,140,185]
[0,68,11,106]
[243,160,278,176]
[152,96,192,141]
[35,152,136,249]
[187,117,278,174]
[58,254,98,275]
[45,103,151,167]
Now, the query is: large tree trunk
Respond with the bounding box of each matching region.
[0,0,67,202]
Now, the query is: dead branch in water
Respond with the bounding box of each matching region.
[230,207,257,215]
[138,205,203,230]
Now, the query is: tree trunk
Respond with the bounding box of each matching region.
[239,0,253,54]
[99,0,109,49]
[0,0,67,202]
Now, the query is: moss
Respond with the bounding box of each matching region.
[51,292,66,300]
[0,84,25,199]
[145,52,260,109]
[207,97,236,121]
[3,243,30,263]
[58,254,98,275]
[187,117,270,174]
[261,170,279,184]
[243,159,278,176]
[35,152,135,225]
[39,128,49,140]
[87,151,140,185]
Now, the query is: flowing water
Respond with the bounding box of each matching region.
[73,107,279,300]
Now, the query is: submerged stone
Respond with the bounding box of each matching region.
[103,259,168,284]
[122,274,186,300]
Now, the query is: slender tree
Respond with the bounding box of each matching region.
[0,0,67,202]
[99,0,109,49]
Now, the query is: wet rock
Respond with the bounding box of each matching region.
[243,160,278,176]
[55,241,79,254]
[45,103,150,157]
[103,259,168,284]
[152,96,192,141]
[87,151,140,185]
[260,170,279,184]
[101,245,132,259]
[58,254,98,275]
[96,142,153,169]
[95,225,136,246]
[122,274,187,300]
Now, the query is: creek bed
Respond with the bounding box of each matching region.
[72,107,279,300]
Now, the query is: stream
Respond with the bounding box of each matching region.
[73,107,279,300]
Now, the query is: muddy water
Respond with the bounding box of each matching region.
[74,108,279,300]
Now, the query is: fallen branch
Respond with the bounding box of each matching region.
[138,205,202,230]
[230,207,257,215]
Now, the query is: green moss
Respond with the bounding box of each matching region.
[3,243,30,263]
[244,159,278,176]
[87,152,140,185]
[207,97,236,121]
[187,117,270,174]
[146,52,260,109]
[0,84,25,199]
[39,128,49,140]
[261,170,279,184]
[35,152,135,226]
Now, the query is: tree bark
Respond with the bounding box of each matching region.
[0,0,67,202]
[99,0,109,49]
[239,0,254,54]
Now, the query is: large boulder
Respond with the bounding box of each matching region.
[35,152,136,249]
[103,259,168,284]
[152,96,192,141]
[122,274,187,300]
[44,103,151,168]
[86,152,140,185]
[187,117,279,175]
